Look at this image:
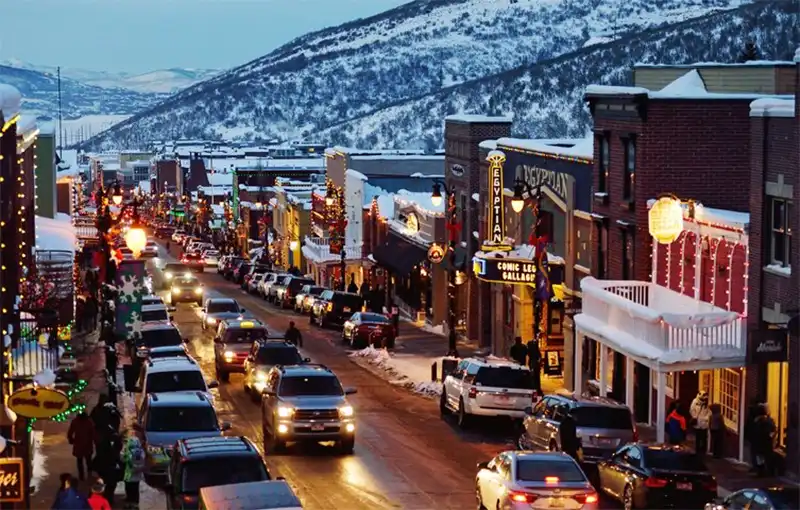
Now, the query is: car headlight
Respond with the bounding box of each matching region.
[194,287,203,295]
[224,350,235,361]
[147,445,164,455]
[165,272,174,279]
[339,406,354,418]
[206,317,217,325]
[171,287,180,294]
[277,406,294,418]
[255,370,268,382]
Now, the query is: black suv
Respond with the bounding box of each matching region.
[165,436,271,509]
[311,290,364,328]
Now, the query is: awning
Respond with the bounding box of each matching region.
[372,233,427,276]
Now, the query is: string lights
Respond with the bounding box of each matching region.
[709,238,722,307]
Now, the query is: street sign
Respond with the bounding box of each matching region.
[0,458,23,503]
[8,387,69,419]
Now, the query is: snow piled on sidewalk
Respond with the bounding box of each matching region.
[349,346,445,398]
[31,431,46,494]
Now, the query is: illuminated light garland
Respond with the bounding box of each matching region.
[666,237,673,290]
[26,379,89,432]
[709,238,722,307]
[678,232,688,294]
[725,241,736,311]
[742,243,750,317]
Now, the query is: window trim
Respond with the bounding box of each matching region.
[769,197,792,268]
[622,136,636,201]
[621,229,635,280]
[598,135,610,193]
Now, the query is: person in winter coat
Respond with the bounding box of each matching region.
[51,473,90,510]
[68,412,96,481]
[90,396,121,445]
[709,403,724,458]
[87,480,111,510]
[509,337,528,366]
[92,433,122,506]
[347,274,359,294]
[122,436,145,508]
[527,340,542,392]
[752,404,776,477]
[745,396,764,471]
[666,404,687,445]
[690,391,712,456]
[284,321,303,348]
[558,409,580,462]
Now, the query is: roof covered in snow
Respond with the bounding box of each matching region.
[0,83,22,119]
[750,98,795,118]
[635,60,796,68]
[329,146,426,157]
[36,214,76,253]
[206,172,233,186]
[137,181,151,193]
[498,136,593,161]
[795,47,800,62]
[479,140,498,151]
[445,114,513,124]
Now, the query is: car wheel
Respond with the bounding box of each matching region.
[218,370,230,383]
[457,398,470,429]
[339,437,355,454]
[439,392,450,416]
[623,484,635,510]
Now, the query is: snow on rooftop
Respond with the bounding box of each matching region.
[345,169,368,181]
[207,172,233,186]
[394,189,445,216]
[585,85,649,96]
[364,183,395,219]
[750,98,795,118]
[445,114,513,123]
[636,60,795,68]
[498,135,593,161]
[795,47,800,62]
[653,69,706,97]
[0,83,21,118]
[17,115,37,137]
[350,155,443,161]
[36,214,76,253]
[479,140,498,151]
[331,146,425,156]
[137,181,151,193]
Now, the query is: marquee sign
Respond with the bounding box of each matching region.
[473,257,537,283]
[484,151,512,252]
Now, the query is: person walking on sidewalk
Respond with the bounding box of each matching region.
[51,473,90,510]
[509,337,528,366]
[122,436,145,509]
[745,396,764,472]
[527,340,542,392]
[666,403,687,445]
[68,412,95,481]
[690,391,711,456]
[709,403,724,458]
[92,432,123,506]
[752,403,776,477]
[87,480,111,510]
[285,321,303,348]
[90,395,121,444]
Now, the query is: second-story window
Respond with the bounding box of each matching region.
[597,223,607,279]
[770,197,792,267]
[623,137,636,201]
[598,135,609,194]
[622,229,634,280]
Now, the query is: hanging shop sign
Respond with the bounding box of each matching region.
[648,196,684,244]
[427,243,445,264]
[520,165,570,205]
[544,351,563,376]
[483,151,513,252]
[450,164,465,177]
[748,329,788,364]
[405,212,420,234]
[0,458,23,503]
[473,257,537,284]
[8,387,69,419]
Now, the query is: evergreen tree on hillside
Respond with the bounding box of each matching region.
[738,40,761,62]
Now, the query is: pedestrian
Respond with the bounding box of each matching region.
[666,403,687,445]
[752,403,776,477]
[509,337,527,366]
[90,396,121,445]
[68,412,95,481]
[85,295,98,332]
[284,321,303,347]
[558,407,580,462]
[92,432,122,506]
[745,396,763,472]
[51,473,90,510]
[690,391,711,456]
[87,479,111,510]
[527,340,542,392]
[347,273,358,294]
[121,436,145,509]
[709,403,724,458]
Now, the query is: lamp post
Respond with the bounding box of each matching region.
[430,180,459,357]
[326,191,346,291]
[510,178,544,392]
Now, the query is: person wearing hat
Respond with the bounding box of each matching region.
[88,480,111,510]
[51,473,89,510]
[690,390,712,456]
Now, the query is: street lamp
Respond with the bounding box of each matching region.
[430,179,458,357]
[124,223,147,258]
[511,177,544,392]
[289,240,299,251]
[111,182,123,206]
[325,195,334,207]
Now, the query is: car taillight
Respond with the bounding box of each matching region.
[573,492,598,504]
[632,427,639,442]
[509,491,537,503]
[703,479,717,491]
[645,476,668,488]
[326,302,333,312]
[468,387,478,399]
[182,494,198,504]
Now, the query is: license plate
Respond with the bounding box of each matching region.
[343,307,351,313]
[595,438,614,446]
[677,482,692,490]
[548,497,565,508]
[310,424,325,431]
[494,396,512,405]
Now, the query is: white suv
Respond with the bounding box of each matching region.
[440,357,536,428]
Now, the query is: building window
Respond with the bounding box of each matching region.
[597,223,607,279]
[770,197,792,267]
[623,137,635,201]
[717,368,740,428]
[598,136,609,193]
[622,229,634,280]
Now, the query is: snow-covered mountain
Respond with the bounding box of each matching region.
[79,0,757,149]
[1,60,220,94]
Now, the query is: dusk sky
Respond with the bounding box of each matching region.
[0,0,409,74]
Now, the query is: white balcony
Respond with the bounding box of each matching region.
[301,236,362,264]
[575,277,746,372]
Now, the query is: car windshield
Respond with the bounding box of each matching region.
[767,489,800,510]
[474,367,534,389]
[309,287,324,296]
[149,349,186,359]
[142,309,169,322]
[360,313,389,324]
[516,459,586,482]
[140,329,182,348]
[207,301,239,313]
[644,450,708,472]
[146,370,206,393]
[182,457,269,493]
[256,346,303,365]
[224,329,268,343]
[571,407,632,430]
[145,406,217,432]
[279,375,343,396]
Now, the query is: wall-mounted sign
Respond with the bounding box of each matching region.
[8,387,69,419]
[406,212,420,234]
[484,151,512,252]
[648,196,684,244]
[427,243,445,264]
[748,329,788,364]
[450,164,465,177]
[473,256,565,286]
[0,458,23,503]
[520,165,570,204]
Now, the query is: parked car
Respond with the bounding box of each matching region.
[234,263,252,285]
[141,304,173,325]
[247,273,266,294]
[274,276,315,309]
[241,265,270,290]
[221,257,245,279]
[706,488,800,510]
[180,252,205,272]
[342,312,395,349]
[598,444,717,510]
[216,255,230,274]
[310,291,364,328]
[258,272,286,300]
[171,229,186,242]
[295,284,325,314]
[134,323,184,360]
[202,250,220,267]
[198,481,301,510]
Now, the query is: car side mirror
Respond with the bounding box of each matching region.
[183,337,190,343]
[220,421,232,431]
[303,357,311,363]
[344,387,357,395]
[207,380,219,389]
[168,306,176,312]
[240,308,246,313]
[524,406,533,416]
[477,461,491,471]
[169,315,175,322]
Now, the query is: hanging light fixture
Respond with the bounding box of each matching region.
[289,240,299,251]
[111,182,123,206]
[325,194,334,207]
[511,181,525,213]
[430,182,443,207]
[124,222,147,258]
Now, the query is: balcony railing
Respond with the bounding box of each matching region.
[580,278,745,357]
[302,236,362,263]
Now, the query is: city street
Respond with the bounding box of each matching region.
[150,243,520,509]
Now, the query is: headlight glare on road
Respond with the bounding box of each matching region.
[277,406,294,418]
[339,406,354,418]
